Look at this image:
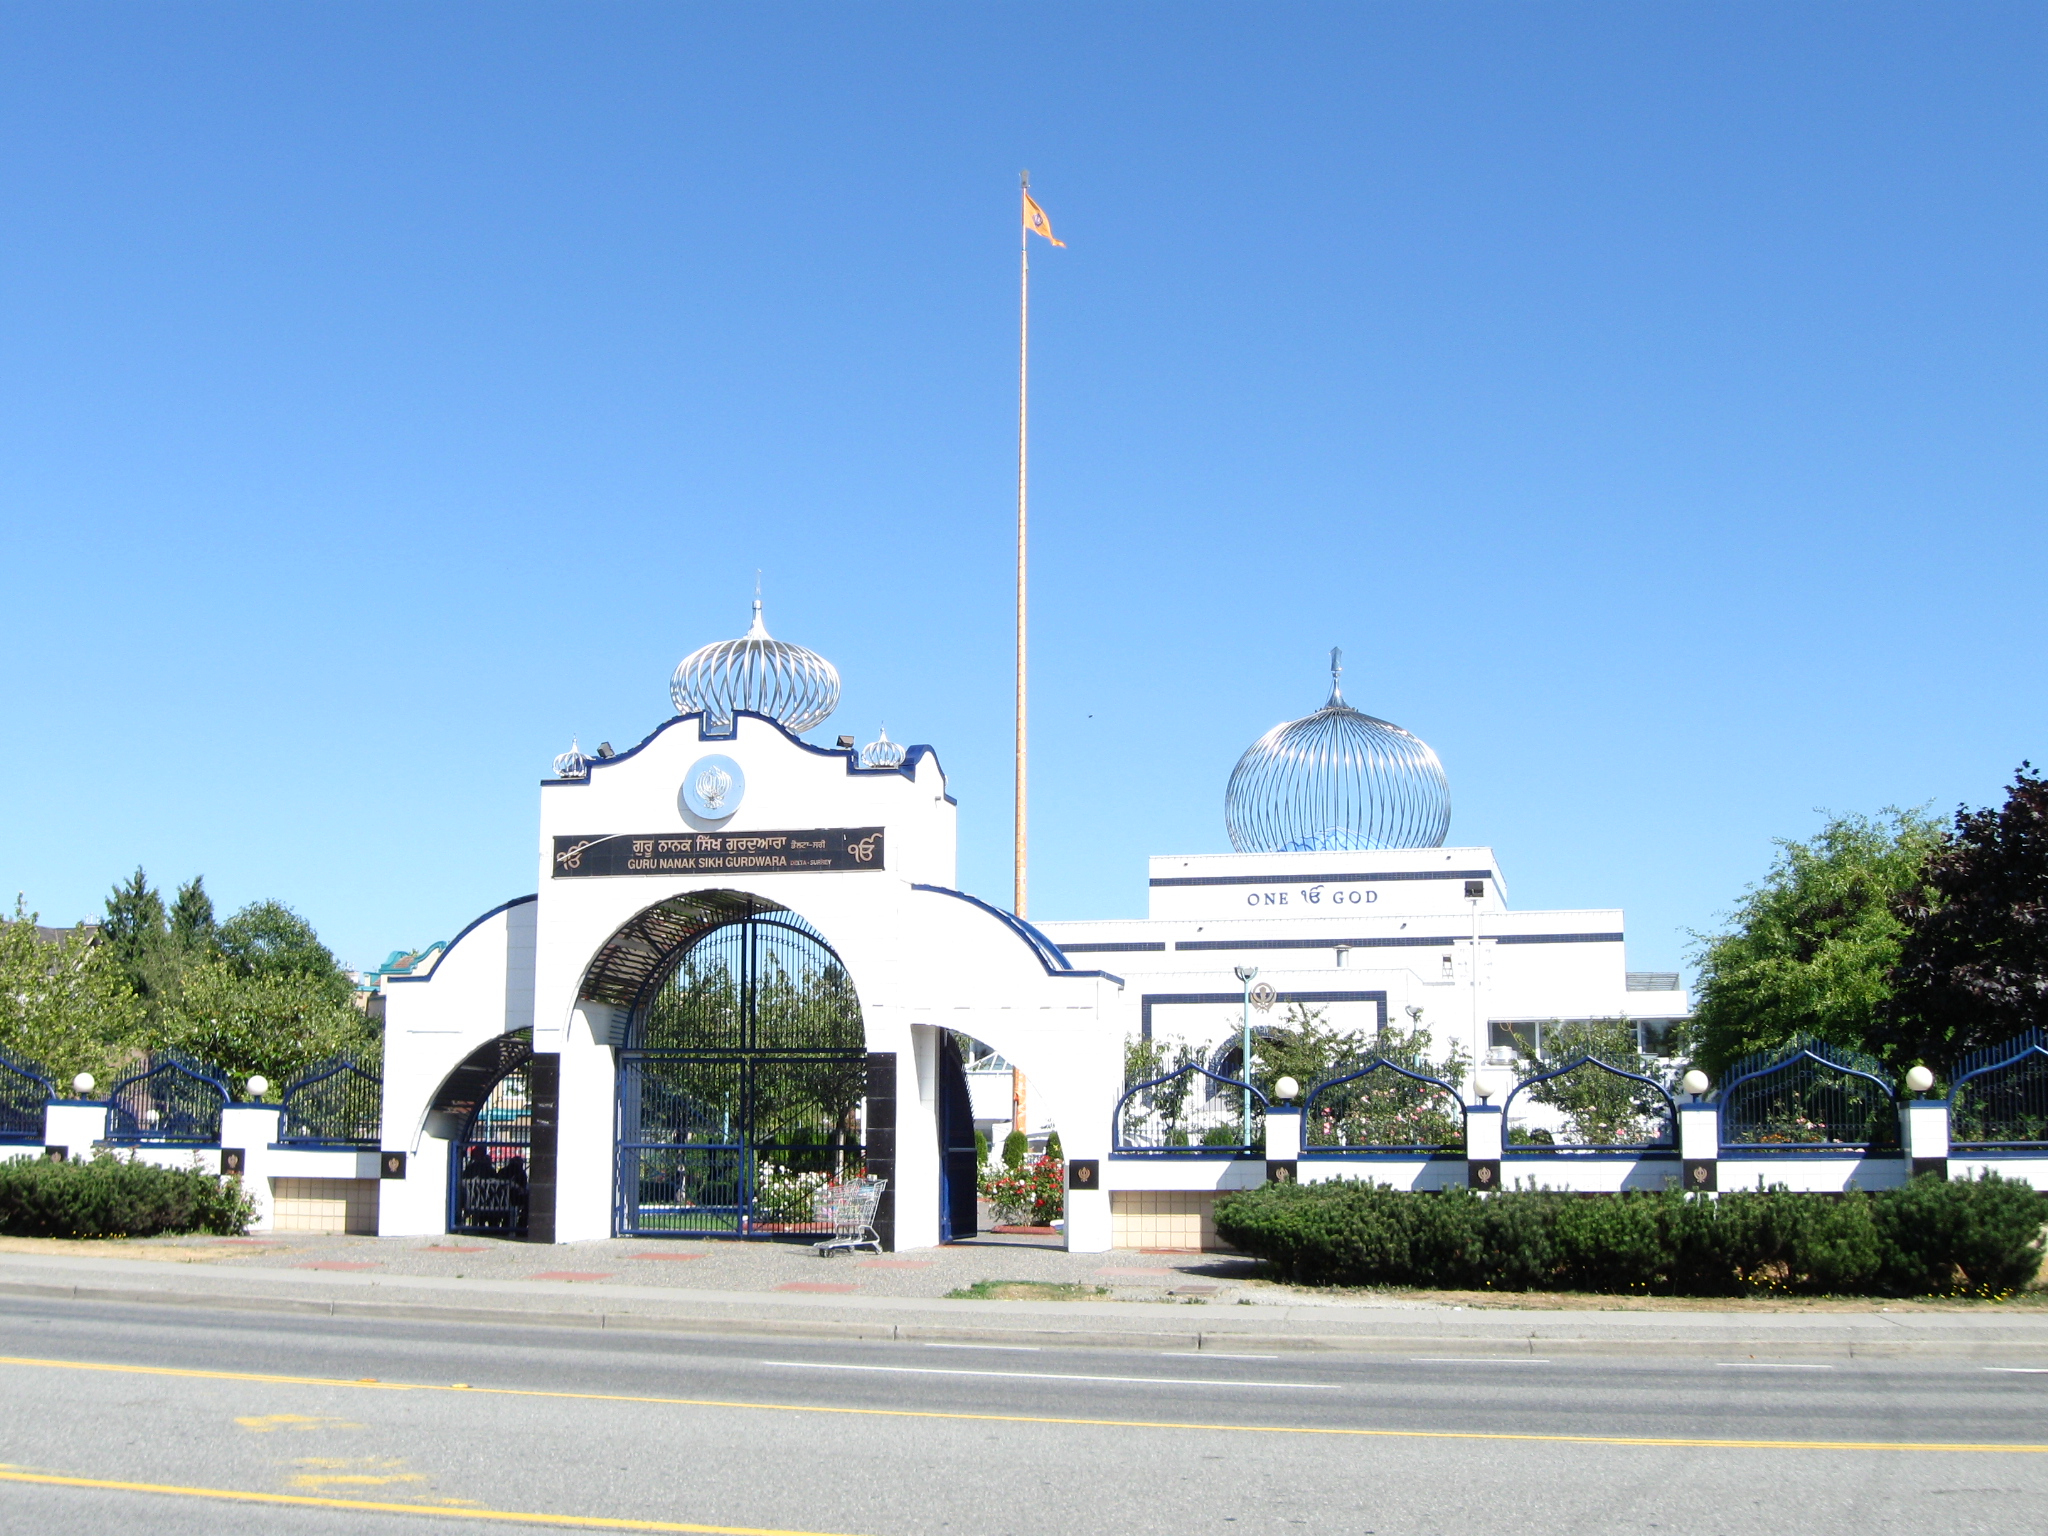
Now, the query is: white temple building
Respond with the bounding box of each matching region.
[371,607,1687,1251]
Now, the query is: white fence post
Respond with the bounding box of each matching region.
[42,1098,107,1160]
[1677,1099,1719,1192]
[221,1103,284,1230]
[1902,1096,1951,1177]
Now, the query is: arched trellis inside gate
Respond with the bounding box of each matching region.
[1950,1029,2048,1151]
[106,1054,229,1145]
[603,892,869,1238]
[1301,1057,1466,1154]
[1718,1038,1899,1151]
[437,1031,534,1238]
[1501,1054,1676,1152]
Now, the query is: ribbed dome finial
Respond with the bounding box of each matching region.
[860,723,907,769]
[669,595,841,735]
[1224,654,1451,852]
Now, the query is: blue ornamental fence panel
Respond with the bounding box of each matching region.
[277,1053,384,1148]
[1113,1063,1268,1156]
[1718,1039,1899,1152]
[105,1055,229,1146]
[1501,1055,1677,1154]
[0,1050,54,1143]
[1300,1058,1466,1154]
[1950,1028,2048,1151]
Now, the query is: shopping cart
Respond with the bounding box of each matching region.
[813,1176,888,1256]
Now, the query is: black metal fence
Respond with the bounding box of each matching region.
[105,1054,229,1145]
[1113,1063,1267,1156]
[1301,1058,1465,1154]
[0,1050,53,1143]
[1951,1029,2048,1150]
[278,1053,383,1147]
[1719,1039,1898,1151]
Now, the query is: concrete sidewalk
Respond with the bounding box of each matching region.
[1,1238,2044,1359]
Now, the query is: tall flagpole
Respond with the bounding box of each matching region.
[1015,170,1030,920]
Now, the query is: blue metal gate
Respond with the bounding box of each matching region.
[614,903,866,1238]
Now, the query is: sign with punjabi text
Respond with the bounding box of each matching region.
[551,828,885,879]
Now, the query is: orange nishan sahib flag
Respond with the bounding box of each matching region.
[1023,192,1066,247]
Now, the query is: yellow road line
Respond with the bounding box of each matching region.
[0,1353,2042,1455]
[0,1469,863,1534]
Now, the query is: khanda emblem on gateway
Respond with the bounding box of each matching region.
[681,755,746,821]
[694,764,732,812]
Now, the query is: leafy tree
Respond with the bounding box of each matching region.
[158,958,375,1093]
[1255,1004,1468,1150]
[1121,1034,1206,1144]
[0,899,145,1084]
[1887,765,2048,1071]
[1511,1019,1669,1146]
[1687,810,1944,1081]
[169,877,218,957]
[217,901,353,1008]
[101,868,178,1008]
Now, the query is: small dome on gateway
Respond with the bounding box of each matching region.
[860,724,906,770]
[1224,649,1450,852]
[669,598,841,735]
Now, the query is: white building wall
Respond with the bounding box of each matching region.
[378,896,539,1236]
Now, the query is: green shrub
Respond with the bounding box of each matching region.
[0,1153,254,1239]
[1001,1129,1029,1170]
[1044,1130,1063,1160]
[974,1129,989,1167]
[1213,1173,2046,1297]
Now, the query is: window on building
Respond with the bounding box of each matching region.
[1637,1019,1684,1057]
[1489,1020,1538,1059]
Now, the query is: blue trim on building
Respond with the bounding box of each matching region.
[1139,989,1388,1041]
[908,885,1124,986]
[539,710,957,805]
[1176,935,1460,952]
[1149,869,1493,889]
[385,894,538,985]
[1057,941,1168,954]
[1493,932,1624,946]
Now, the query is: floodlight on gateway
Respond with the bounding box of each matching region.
[669,598,841,735]
[1224,649,1451,852]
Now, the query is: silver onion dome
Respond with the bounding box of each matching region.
[1224,649,1450,852]
[860,724,906,769]
[553,736,588,779]
[669,599,841,734]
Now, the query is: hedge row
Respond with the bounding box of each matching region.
[0,1154,254,1239]
[1213,1174,2048,1296]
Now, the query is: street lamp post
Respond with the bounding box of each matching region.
[1235,965,1259,1147]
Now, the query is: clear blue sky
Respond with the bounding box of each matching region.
[4,5,2043,978]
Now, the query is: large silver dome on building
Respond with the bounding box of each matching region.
[670,599,841,734]
[1224,650,1450,852]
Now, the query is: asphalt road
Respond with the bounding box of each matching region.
[0,1296,2043,1536]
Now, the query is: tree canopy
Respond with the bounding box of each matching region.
[1887,764,2048,1071]
[0,872,375,1093]
[1687,809,1944,1081]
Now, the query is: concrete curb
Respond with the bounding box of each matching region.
[8,1277,2048,1360]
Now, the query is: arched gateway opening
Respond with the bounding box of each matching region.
[592,892,870,1238]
